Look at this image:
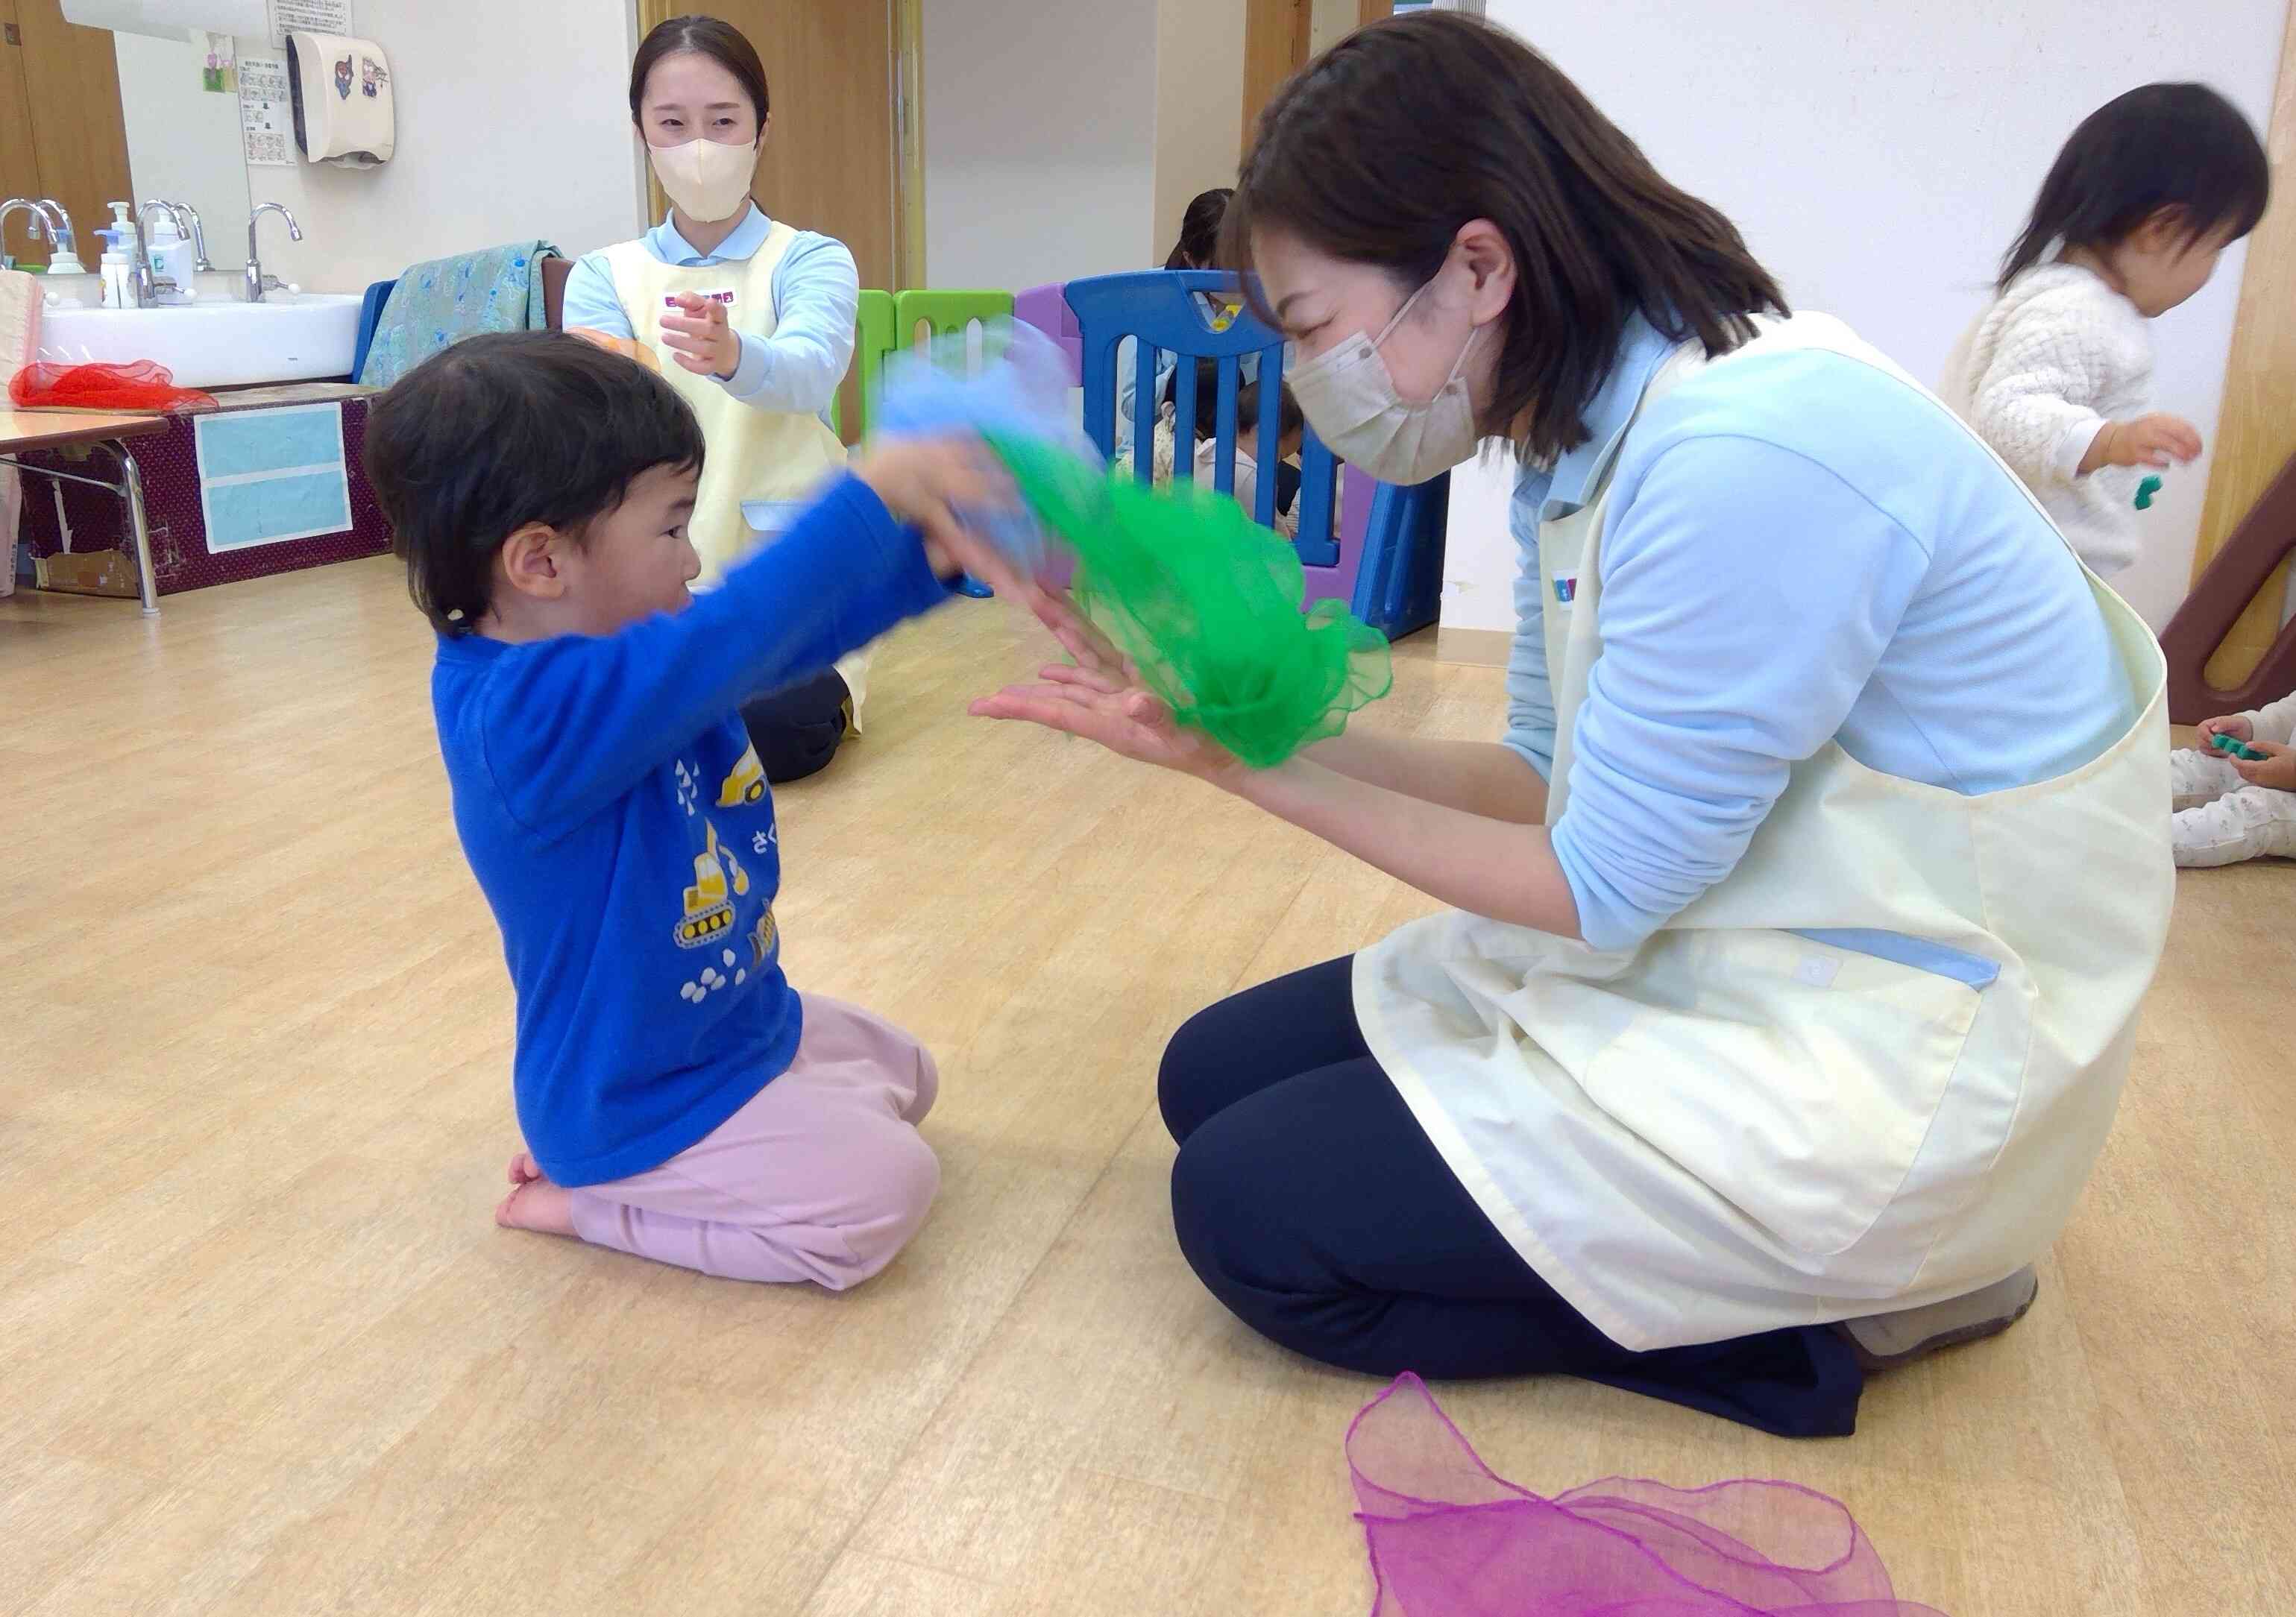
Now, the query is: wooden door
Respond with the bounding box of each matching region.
[0,1,45,259]
[638,0,902,294]
[1241,0,1309,157]
[1242,0,1391,157]
[7,0,130,265]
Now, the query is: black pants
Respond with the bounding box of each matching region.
[1160,957,1864,1437]
[741,668,851,784]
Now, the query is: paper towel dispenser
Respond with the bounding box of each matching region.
[286,31,395,169]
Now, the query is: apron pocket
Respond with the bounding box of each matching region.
[1520,928,1985,1259]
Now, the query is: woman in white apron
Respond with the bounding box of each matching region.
[560,16,865,783]
[978,12,2172,1437]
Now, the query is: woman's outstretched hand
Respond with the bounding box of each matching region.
[661,291,742,379]
[970,593,1239,781]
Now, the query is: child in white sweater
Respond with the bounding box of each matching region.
[1943,83,2268,576]
[2172,691,2296,867]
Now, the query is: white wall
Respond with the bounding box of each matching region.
[1441,0,2286,637]
[237,0,646,294]
[922,0,1158,289]
[1152,0,1244,259]
[113,32,251,248]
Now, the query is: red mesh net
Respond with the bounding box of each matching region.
[10,361,216,414]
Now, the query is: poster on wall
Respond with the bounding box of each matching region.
[268,0,350,48]
[239,52,295,168]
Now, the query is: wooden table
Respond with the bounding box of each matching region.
[0,408,173,617]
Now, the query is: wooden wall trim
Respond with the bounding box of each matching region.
[2192,0,2296,682]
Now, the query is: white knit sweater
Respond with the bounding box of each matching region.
[2242,689,2296,747]
[1940,262,2153,577]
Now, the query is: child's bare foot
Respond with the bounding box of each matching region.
[495,1153,576,1238]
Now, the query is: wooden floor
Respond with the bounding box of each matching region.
[3,558,2292,1616]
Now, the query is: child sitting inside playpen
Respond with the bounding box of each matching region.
[1119,360,1335,540]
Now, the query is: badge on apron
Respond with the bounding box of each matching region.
[666,289,737,309]
[1553,572,1579,605]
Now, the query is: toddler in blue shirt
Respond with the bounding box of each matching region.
[364,330,1023,1289]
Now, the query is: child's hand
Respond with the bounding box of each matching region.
[2195,713,2254,750]
[660,293,741,380]
[2232,740,2296,792]
[2092,413,2203,470]
[849,437,1031,597]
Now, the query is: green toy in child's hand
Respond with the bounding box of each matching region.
[984,432,1392,769]
[2212,731,2270,763]
[2134,474,2163,511]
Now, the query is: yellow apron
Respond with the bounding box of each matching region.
[1355,312,2172,1352]
[605,224,869,720]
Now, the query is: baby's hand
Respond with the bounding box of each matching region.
[2094,413,2203,470]
[2195,713,2253,750]
[2232,740,2296,793]
[849,436,1030,598]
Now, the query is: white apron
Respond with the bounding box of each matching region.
[606,224,869,720]
[1354,313,2172,1352]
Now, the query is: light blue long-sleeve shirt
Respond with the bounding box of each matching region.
[1505,316,2133,953]
[560,204,858,418]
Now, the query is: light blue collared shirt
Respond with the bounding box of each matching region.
[560,204,858,418]
[1501,315,2133,951]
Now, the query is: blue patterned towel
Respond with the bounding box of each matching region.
[357,240,559,388]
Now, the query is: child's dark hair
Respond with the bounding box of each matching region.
[364,332,705,635]
[1224,10,1784,464]
[1166,189,1233,271]
[1189,359,1302,444]
[2000,83,2269,289]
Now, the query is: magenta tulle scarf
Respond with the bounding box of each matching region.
[1348,1375,1949,1616]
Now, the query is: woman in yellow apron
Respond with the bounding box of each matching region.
[561,16,864,783]
[978,12,2172,1437]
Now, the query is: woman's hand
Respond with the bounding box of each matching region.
[972,661,1239,781]
[2232,740,2296,792]
[847,437,1031,599]
[661,291,742,380]
[2195,713,2253,750]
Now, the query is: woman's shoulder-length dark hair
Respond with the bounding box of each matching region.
[1224,10,1786,464]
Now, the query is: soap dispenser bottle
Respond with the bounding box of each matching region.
[101,203,136,307]
[97,229,131,309]
[145,211,197,304]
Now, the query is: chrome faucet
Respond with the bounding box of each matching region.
[0,197,70,267]
[168,201,216,273]
[43,199,81,265]
[109,199,181,309]
[245,202,303,303]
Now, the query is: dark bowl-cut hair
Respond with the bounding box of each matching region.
[629,14,770,127]
[364,331,706,635]
[1999,83,2269,289]
[1223,10,1786,465]
[1187,358,1302,444]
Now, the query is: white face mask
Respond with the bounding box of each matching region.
[649,136,758,224]
[1285,279,1485,485]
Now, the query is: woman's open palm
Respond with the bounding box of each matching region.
[970,593,1236,780]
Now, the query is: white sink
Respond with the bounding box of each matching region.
[36,294,363,388]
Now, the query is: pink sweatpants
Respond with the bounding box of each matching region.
[567,995,940,1290]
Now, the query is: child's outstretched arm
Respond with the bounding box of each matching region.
[471,443,1021,831]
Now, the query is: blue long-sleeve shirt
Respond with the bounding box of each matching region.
[561,204,858,417]
[1505,317,2133,953]
[432,473,946,1186]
